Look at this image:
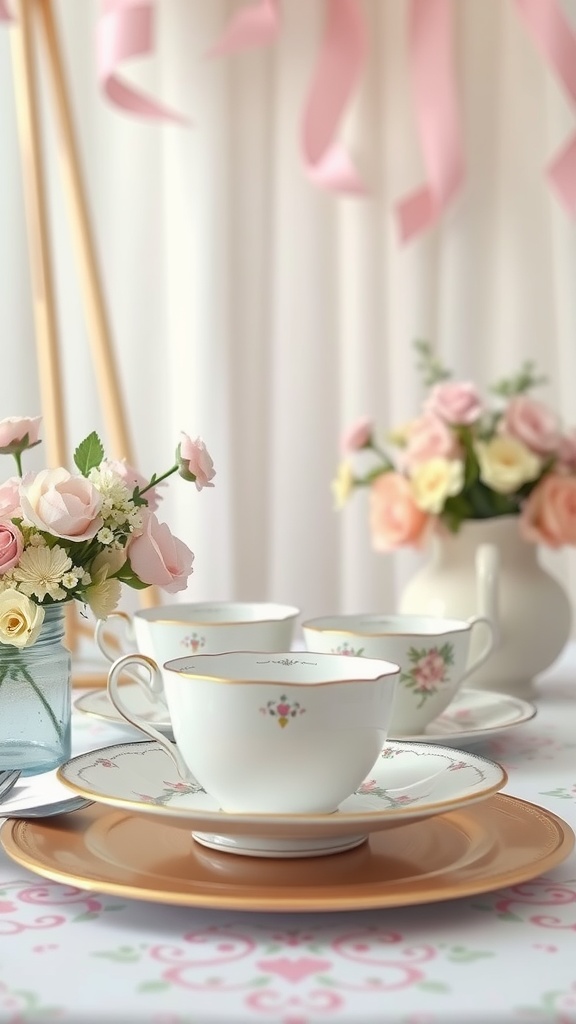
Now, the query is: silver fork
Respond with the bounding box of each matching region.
[4,795,94,819]
[0,770,21,802]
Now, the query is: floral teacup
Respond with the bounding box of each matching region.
[302,614,494,736]
[107,650,399,814]
[95,601,300,703]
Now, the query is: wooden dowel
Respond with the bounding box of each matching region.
[36,0,134,464]
[11,0,68,469]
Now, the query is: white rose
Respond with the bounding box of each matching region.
[0,589,45,648]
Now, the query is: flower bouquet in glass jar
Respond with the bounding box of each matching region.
[0,416,215,774]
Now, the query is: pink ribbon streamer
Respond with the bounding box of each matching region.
[0,1,12,21]
[513,0,576,216]
[97,0,187,123]
[206,0,281,57]
[396,0,464,243]
[300,0,367,194]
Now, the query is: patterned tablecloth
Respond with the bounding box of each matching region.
[0,646,575,1024]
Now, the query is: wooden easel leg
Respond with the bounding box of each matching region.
[36,0,135,465]
[11,0,68,470]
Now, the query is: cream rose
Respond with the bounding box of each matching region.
[20,468,103,541]
[476,436,541,494]
[410,458,465,514]
[0,589,45,648]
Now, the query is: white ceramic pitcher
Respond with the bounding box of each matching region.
[399,516,572,699]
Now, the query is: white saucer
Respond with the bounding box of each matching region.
[74,684,174,738]
[403,688,537,744]
[74,684,536,747]
[57,740,507,858]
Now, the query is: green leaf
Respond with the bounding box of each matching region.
[113,560,150,590]
[74,432,105,475]
[417,980,450,993]
[137,981,171,992]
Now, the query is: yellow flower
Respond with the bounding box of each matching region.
[12,544,72,602]
[83,551,124,619]
[475,436,541,494]
[0,588,45,648]
[410,458,465,514]
[331,461,354,509]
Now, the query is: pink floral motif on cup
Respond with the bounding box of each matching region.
[401,643,454,706]
[181,632,205,652]
[260,694,306,728]
[331,642,364,656]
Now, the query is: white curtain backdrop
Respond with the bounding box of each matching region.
[1,0,575,641]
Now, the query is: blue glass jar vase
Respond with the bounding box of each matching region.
[0,603,71,776]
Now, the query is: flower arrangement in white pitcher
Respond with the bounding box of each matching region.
[0,417,216,647]
[333,341,576,552]
[333,342,575,698]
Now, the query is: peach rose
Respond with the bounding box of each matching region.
[402,414,460,471]
[424,382,483,425]
[369,472,430,551]
[178,434,216,491]
[500,396,560,455]
[0,478,22,520]
[341,416,373,453]
[20,468,103,541]
[128,510,194,592]
[0,416,41,454]
[520,473,576,548]
[0,522,23,573]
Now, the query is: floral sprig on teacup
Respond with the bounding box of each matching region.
[0,416,215,647]
[333,342,576,552]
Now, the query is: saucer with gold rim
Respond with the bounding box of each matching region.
[57,739,507,858]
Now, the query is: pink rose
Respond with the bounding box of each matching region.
[128,510,194,593]
[20,468,103,541]
[369,472,430,551]
[341,416,373,454]
[413,651,446,688]
[0,522,23,573]
[0,478,22,520]
[103,459,163,511]
[178,434,216,491]
[0,416,41,454]
[424,382,483,425]
[402,414,460,471]
[520,474,576,548]
[500,396,560,455]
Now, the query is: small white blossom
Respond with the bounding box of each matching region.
[97,527,115,545]
[62,572,79,589]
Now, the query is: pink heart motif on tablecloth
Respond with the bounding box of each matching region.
[257,956,332,983]
[276,704,290,716]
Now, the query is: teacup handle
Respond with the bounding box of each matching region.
[95,612,133,663]
[96,614,164,704]
[107,654,190,780]
[461,615,495,684]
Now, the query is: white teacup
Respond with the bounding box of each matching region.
[302,614,494,736]
[107,650,400,814]
[95,601,300,700]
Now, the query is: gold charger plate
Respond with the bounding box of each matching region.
[1,794,573,913]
